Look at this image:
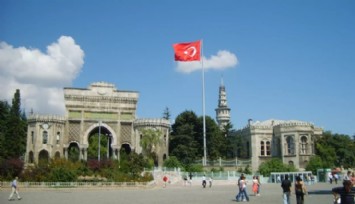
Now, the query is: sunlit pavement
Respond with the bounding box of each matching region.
[0,182,336,204]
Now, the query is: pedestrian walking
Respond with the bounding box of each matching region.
[183,174,188,186]
[332,180,355,204]
[236,174,245,202]
[256,176,261,196]
[208,177,213,188]
[236,175,249,202]
[163,175,168,188]
[344,171,351,181]
[281,174,292,204]
[189,172,193,186]
[202,175,207,188]
[295,176,307,204]
[252,176,259,196]
[8,177,22,201]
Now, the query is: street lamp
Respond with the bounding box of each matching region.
[98,121,101,162]
[107,133,111,159]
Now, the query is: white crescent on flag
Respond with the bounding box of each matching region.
[184,46,197,57]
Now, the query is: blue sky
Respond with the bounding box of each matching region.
[1,0,354,136]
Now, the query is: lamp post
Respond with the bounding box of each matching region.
[98,121,101,162]
[107,134,111,159]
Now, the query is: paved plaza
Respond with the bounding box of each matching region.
[1,182,335,204]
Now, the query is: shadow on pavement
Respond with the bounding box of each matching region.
[308,190,332,195]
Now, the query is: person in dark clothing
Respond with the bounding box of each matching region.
[332,180,355,204]
[295,176,307,204]
[281,174,292,204]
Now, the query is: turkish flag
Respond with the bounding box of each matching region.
[173,40,201,61]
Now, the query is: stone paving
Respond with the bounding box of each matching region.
[0,181,336,204]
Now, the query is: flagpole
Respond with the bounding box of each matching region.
[201,39,207,166]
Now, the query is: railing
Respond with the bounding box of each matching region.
[0,181,154,188]
[193,157,252,167]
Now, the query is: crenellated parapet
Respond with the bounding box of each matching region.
[27,114,66,123]
[133,118,170,129]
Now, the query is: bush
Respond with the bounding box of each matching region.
[185,164,203,172]
[0,158,24,180]
[163,156,183,169]
[258,158,298,176]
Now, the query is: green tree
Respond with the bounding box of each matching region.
[331,133,355,168]
[163,156,183,169]
[4,90,27,159]
[169,111,200,167]
[162,107,171,120]
[119,152,148,178]
[258,158,297,176]
[140,128,162,155]
[0,101,10,159]
[87,133,109,160]
[196,116,223,160]
[305,155,323,175]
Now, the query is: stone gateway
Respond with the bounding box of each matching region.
[25,82,170,166]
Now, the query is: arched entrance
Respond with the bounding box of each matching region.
[28,151,34,163]
[68,142,80,162]
[87,126,113,161]
[120,143,131,155]
[38,150,49,165]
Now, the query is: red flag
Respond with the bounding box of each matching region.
[173,40,201,61]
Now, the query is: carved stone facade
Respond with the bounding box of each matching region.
[25,82,170,166]
[237,119,323,172]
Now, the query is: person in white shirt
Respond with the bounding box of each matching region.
[8,177,22,201]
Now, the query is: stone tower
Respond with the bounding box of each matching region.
[215,78,231,129]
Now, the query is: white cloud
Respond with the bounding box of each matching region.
[176,50,238,74]
[0,36,84,115]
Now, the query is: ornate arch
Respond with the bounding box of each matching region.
[83,122,118,146]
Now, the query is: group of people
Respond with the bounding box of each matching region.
[201,175,213,188]
[235,174,261,202]
[280,170,355,204]
[281,174,307,204]
[329,171,341,184]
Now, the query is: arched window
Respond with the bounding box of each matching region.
[31,131,34,144]
[29,151,34,163]
[55,151,60,159]
[42,131,48,144]
[56,132,60,144]
[286,136,295,155]
[266,141,271,156]
[300,136,308,154]
[260,141,265,156]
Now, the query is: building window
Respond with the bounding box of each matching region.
[286,136,295,155]
[31,131,34,144]
[260,141,265,156]
[266,141,271,156]
[43,131,48,144]
[260,140,271,156]
[56,132,60,144]
[300,136,308,154]
[311,136,315,154]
